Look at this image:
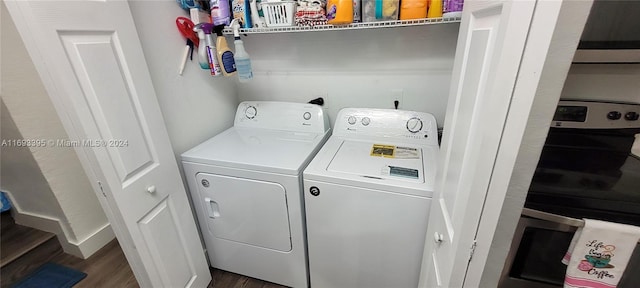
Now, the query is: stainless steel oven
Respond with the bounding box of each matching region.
[499,100,640,287]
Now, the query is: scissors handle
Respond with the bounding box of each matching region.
[176,17,199,47]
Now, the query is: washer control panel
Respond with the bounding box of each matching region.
[235,101,330,133]
[334,108,438,146]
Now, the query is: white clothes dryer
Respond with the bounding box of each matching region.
[182,101,330,288]
[303,108,438,288]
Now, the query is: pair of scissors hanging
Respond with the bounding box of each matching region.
[176,17,199,75]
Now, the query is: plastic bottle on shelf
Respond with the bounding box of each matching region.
[215,26,237,76]
[353,0,362,23]
[443,0,463,18]
[427,0,443,18]
[198,23,223,76]
[210,0,232,26]
[230,19,253,82]
[249,0,267,28]
[193,26,210,69]
[363,0,399,22]
[400,0,428,20]
[232,0,252,28]
[326,0,354,25]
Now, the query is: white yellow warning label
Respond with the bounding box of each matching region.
[370,144,419,159]
[394,146,420,159]
[371,144,395,157]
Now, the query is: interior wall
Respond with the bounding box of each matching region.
[128,0,239,157]
[237,24,460,127]
[561,63,640,103]
[1,2,113,258]
[0,100,66,223]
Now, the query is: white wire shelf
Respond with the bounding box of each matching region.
[222,17,461,34]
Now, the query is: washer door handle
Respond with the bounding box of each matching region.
[205,197,220,218]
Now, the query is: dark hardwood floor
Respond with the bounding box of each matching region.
[1,236,138,288]
[1,212,55,267]
[210,268,288,288]
[1,212,288,288]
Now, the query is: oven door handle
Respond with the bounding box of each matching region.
[522,208,585,227]
[523,208,640,244]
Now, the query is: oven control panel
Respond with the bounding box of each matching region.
[553,101,640,129]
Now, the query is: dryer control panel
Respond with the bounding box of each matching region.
[234,101,330,134]
[334,108,438,146]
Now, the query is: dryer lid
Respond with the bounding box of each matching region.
[182,127,328,175]
[327,140,425,183]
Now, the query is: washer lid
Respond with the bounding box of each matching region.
[327,140,425,183]
[182,127,329,175]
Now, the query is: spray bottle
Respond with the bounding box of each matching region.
[193,26,210,70]
[199,23,223,76]
[214,26,237,76]
[230,19,253,82]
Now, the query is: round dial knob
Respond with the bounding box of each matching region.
[406,117,423,133]
[625,111,639,121]
[303,112,312,120]
[361,117,371,126]
[245,106,257,119]
[607,111,621,120]
[347,116,357,125]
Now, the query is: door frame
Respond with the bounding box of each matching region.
[453,0,594,287]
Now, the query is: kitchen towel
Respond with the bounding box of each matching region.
[562,219,640,288]
[632,134,640,158]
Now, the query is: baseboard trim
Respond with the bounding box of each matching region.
[6,192,114,259]
[10,209,82,257]
[75,223,115,258]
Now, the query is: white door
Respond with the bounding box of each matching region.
[418,0,543,287]
[196,173,292,252]
[5,1,211,287]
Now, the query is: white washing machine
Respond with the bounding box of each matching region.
[303,108,438,288]
[182,101,330,288]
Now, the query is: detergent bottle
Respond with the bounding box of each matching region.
[215,26,237,76]
[443,0,463,18]
[210,0,232,25]
[400,0,428,20]
[326,0,353,25]
[427,0,443,18]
